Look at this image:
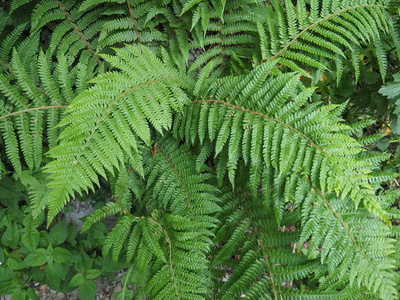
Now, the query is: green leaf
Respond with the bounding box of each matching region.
[380,73,400,100]
[6,257,23,270]
[17,170,38,188]
[0,177,22,209]
[21,229,40,252]
[45,263,68,284]
[22,249,46,267]
[78,280,96,300]
[38,231,51,248]
[85,269,103,280]
[81,248,93,271]
[66,225,77,243]
[23,212,43,229]
[11,288,26,300]
[376,138,390,151]
[1,223,19,248]
[53,247,75,264]
[114,289,134,300]
[0,247,4,263]
[69,273,86,287]
[26,288,39,300]
[49,221,68,246]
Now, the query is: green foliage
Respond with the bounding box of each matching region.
[380,73,400,120]
[0,179,121,299]
[44,44,189,222]
[1,0,400,299]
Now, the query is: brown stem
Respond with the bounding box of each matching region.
[0,105,68,120]
[126,0,141,42]
[56,0,102,65]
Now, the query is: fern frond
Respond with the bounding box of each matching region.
[181,61,387,217]
[209,185,399,299]
[140,136,219,299]
[81,202,125,233]
[79,0,171,55]
[174,61,399,298]
[9,0,35,13]
[103,214,136,262]
[92,135,220,298]
[210,189,317,299]
[255,0,392,80]
[30,0,104,66]
[0,46,97,174]
[186,2,260,75]
[28,175,50,218]
[44,45,189,222]
[0,23,28,64]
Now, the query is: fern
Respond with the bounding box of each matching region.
[263,0,392,80]
[178,60,388,217]
[173,60,399,298]
[44,44,189,222]
[82,136,220,299]
[185,0,393,80]
[1,1,400,299]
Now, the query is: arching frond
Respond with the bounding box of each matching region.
[255,0,392,80]
[174,60,399,298]
[44,45,189,222]
[82,135,220,299]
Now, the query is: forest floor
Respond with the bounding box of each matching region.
[0,272,133,300]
